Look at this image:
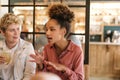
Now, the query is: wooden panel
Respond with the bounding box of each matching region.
[89,44,120,78]
[84,65,89,80]
[114,46,120,70]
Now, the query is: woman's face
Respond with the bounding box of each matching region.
[45,19,66,45]
[2,23,21,44]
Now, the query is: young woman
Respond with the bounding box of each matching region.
[0,13,36,80]
[30,4,84,80]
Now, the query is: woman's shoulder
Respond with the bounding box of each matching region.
[70,40,80,48]
[69,40,83,52]
[68,35,81,47]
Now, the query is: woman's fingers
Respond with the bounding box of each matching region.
[30,53,44,64]
[47,61,54,66]
[35,50,39,54]
[30,54,41,60]
[45,61,58,69]
[0,56,6,64]
[29,59,37,63]
[35,50,44,60]
[30,50,45,64]
[45,61,66,71]
[30,54,37,59]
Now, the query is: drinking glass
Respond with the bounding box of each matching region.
[0,50,11,65]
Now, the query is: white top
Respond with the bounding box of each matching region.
[0,39,36,80]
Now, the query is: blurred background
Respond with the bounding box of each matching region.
[0,0,120,80]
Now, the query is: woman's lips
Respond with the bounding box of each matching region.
[13,37,19,39]
[47,37,52,42]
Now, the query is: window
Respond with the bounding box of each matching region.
[0,0,90,64]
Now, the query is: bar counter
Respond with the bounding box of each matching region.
[90,42,120,45]
[82,42,120,78]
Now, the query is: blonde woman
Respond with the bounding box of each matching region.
[0,13,36,80]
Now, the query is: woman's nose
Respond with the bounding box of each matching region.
[46,30,51,36]
[14,29,20,35]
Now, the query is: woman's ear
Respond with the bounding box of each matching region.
[61,28,66,36]
[0,30,5,36]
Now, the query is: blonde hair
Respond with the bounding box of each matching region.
[31,72,61,80]
[0,13,22,32]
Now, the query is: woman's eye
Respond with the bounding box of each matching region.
[8,29,14,32]
[51,29,55,31]
[17,28,20,31]
[43,27,47,31]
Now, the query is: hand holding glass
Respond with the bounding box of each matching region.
[0,50,11,65]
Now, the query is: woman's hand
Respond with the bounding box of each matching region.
[29,50,44,64]
[0,56,6,64]
[45,61,67,72]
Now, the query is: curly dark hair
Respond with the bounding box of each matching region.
[48,3,75,37]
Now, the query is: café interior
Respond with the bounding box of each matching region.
[0,0,120,80]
